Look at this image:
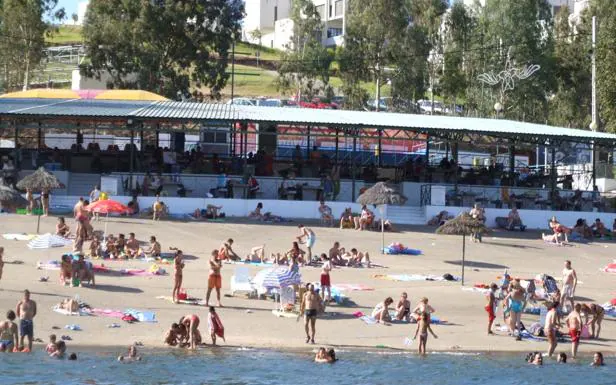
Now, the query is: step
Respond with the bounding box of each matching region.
[387,206,426,225]
[68,173,102,196]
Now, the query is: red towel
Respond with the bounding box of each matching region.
[209,313,225,341]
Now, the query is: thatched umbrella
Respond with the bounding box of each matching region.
[436,212,489,285]
[0,184,28,212]
[16,167,62,233]
[356,182,408,252]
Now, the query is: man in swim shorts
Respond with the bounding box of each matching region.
[297,225,316,261]
[0,310,18,352]
[561,260,577,313]
[566,303,582,358]
[301,284,321,344]
[485,283,498,335]
[16,289,37,352]
[206,250,222,307]
[545,302,559,358]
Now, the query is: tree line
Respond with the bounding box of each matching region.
[1,1,616,132]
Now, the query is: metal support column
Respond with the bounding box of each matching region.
[37,123,42,149]
[425,134,430,182]
[550,146,557,208]
[352,133,357,201]
[307,125,311,158]
[509,142,515,185]
[14,122,19,169]
[230,123,235,156]
[334,128,339,163]
[129,130,135,194]
[377,129,382,167]
[592,142,597,190]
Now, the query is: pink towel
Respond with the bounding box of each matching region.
[333,284,374,291]
[89,308,125,318]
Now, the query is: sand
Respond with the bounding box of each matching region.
[0,213,614,354]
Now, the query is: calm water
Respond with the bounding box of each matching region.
[1,348,614,385]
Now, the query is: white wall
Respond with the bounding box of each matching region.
[49,195,384,221]
[71,69,137,91]
[77,1,89,26]
[424,205,616,230]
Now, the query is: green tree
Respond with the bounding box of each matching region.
[548,6,591,128]
[81,0,243,99]
[71,12,78,24]
[341,0,433,110]
[590,0,616,132]
[0,0,64,91]
[277,0,333,99]
[476,0,555,122]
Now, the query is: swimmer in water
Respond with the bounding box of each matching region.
[118,345,142,361]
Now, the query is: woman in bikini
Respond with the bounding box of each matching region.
[41,189,50,216]
[372,297,394,324]
[549,216,570,244]
[413,311,438,355]
[581,303,605,339]
[286,242,306,266]
[395,292,411,321]
[180,314,200,350]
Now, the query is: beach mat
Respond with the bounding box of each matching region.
[602,262,616,273]
[3,233,36,241]
[374,274,460,282]
[156,296,206,306]
[332,284,374,291]
[272,309,299,318]
[224,260,275,267]
[37,260,61,271]
[52,305,88,316]
[89,308,125,318]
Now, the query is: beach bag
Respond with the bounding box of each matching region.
[121,314,137,323]
[581,325,591,339]
[177,290,188,301]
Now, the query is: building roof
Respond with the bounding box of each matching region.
[0,97,614,145]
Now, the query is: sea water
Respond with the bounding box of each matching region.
[1,348,613,385]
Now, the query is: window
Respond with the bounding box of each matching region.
[335,1,343,16]
[329,4,333,18]
[274,6,278,21]
[202,132,227,144]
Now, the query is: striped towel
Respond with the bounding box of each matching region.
[28,233,72,249]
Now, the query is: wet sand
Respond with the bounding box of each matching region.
[0,214,614,353]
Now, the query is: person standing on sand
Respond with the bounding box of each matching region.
[413,312,438,355]
[320,254,332,303]
[0,246,4,283]
[503,280,525,339]
[566,303,582,359]
[172,249,185,303]
[545,302,559,358]
[485,283,498,335]
[561,260,577,313]
[16,289,36,352]
[206,250,222,307]
[301,284,321,344]
[296,225,316,261]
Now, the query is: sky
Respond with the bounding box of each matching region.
[58,0,81,19]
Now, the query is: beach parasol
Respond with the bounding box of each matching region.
[253,267,301,289]
[28,233,72,249]
[16,167,62,233]
[0,184,28,211]
[356,182,408,252]
[436,212,489,285]
[85,199,130,234]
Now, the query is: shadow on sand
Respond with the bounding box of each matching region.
[444,260,509,270]
[89,284,143,294]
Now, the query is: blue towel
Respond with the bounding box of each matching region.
[124,309,157,323]
[382,247,422,255]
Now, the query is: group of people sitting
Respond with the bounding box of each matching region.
[323,203,394,231]
[192,204,225,220]
[89,234,160,260]
[542,216,613,245]
[371,294,435,325]
[327,242,370,267]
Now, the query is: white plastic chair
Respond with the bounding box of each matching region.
[230,267,256,297]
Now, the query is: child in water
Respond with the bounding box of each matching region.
[118,345,142,361]
[46,334,57,354]
[413,312,438,355]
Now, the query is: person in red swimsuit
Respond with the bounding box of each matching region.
[485,283,498,335]
[180,314,200,350]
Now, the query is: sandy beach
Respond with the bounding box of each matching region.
[0,214,614,354]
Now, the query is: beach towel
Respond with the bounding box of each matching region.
[123,309,156,323]
[602,262,616,273]
[224,260,274,267]
[519,330,543,342]
[28,233,72,249]
[52,305,88,316]
[374,274,460,282]
[332,283,374,291]
[3,233,36,241]
[89,308,125,318]
[462,287,490,295]
[37,260,61,271]
[156,296,205,306]
[209,312,225,341]
[601,303,616,318]
[92,264,166,276]
[272,309,299,318]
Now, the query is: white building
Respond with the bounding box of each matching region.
[76,1,90,26]
[242,0,346,50]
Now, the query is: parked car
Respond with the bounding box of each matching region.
[227,98,256,106]
[418,100,443,114]
[257,98,283,107]
[366,98,389,111]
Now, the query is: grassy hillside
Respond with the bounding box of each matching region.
[44,26,390,99]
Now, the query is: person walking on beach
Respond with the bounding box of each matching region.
[413,311,438,355]
[297,225,316,261]
[301,284,321,344]
[206,250,222,307]
[485,283,498,335]
[16,289,36,352]
[545,302,559,358]
[172,249,185,303]
[566,303,582,359]
[561,260,577,313]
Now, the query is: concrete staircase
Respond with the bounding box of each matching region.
[387,206,426,225]
[68,173,101,197]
